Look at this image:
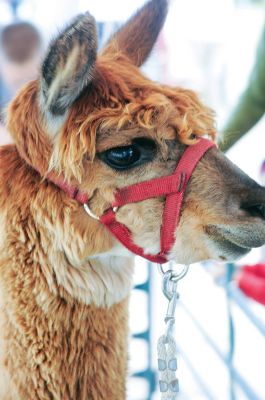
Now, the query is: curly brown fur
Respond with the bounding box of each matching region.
[1,1,265,399]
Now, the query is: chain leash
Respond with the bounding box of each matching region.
[157,264,189,400]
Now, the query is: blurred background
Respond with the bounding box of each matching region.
[1,0,265,399]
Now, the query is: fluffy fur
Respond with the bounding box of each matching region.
[1,0,265,399]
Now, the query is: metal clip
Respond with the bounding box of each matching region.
[157,264,189,399]
[158,263,189,282]
[162,272,179,340]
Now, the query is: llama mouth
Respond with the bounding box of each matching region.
[205,224,252,260]
[211,237,250,260]
[205,224,265,249]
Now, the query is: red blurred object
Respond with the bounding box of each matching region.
[238,263,265,306]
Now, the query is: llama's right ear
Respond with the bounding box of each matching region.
[40,13,97,118]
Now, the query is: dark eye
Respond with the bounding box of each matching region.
[98,137,156,171]
[102,145,140,169]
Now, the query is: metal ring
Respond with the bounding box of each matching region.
[84,203,119,220]
[83,203,100,220]
[157,263,189,282]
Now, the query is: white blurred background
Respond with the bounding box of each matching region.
[1,0,265,399]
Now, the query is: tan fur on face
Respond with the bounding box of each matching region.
[5,61,217,269]
[46,56,216,182]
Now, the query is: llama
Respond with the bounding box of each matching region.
[1,0,265,399]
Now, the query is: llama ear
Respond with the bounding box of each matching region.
[102,0,168,66]
[41,13,97,117]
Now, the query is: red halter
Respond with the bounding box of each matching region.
[47,138,215,264]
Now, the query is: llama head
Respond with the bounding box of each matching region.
[7,0,265,268]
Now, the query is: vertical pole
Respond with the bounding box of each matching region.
[226,263,236,400]
[9,0,21,19]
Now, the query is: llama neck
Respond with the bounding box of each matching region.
[0,146,133,399]
[1,258,129,399]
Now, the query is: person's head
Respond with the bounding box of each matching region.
[1,22,41,63]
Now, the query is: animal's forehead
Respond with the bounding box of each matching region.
[96,125,177,152]
[94,57,169,102]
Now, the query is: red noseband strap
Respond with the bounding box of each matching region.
[47,138,215,263]
[100,138,215,263]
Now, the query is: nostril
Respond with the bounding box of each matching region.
[242,203,265,220]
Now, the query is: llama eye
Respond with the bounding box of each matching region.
[98,138,156,171]
[100,145,141,170]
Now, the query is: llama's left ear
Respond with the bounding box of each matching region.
[41,13,97,117]
[102,0,168,66]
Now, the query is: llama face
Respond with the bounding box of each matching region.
[81,124,265,264]
[7,0,265,268]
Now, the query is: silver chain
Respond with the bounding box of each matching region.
[157,264,189,400]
